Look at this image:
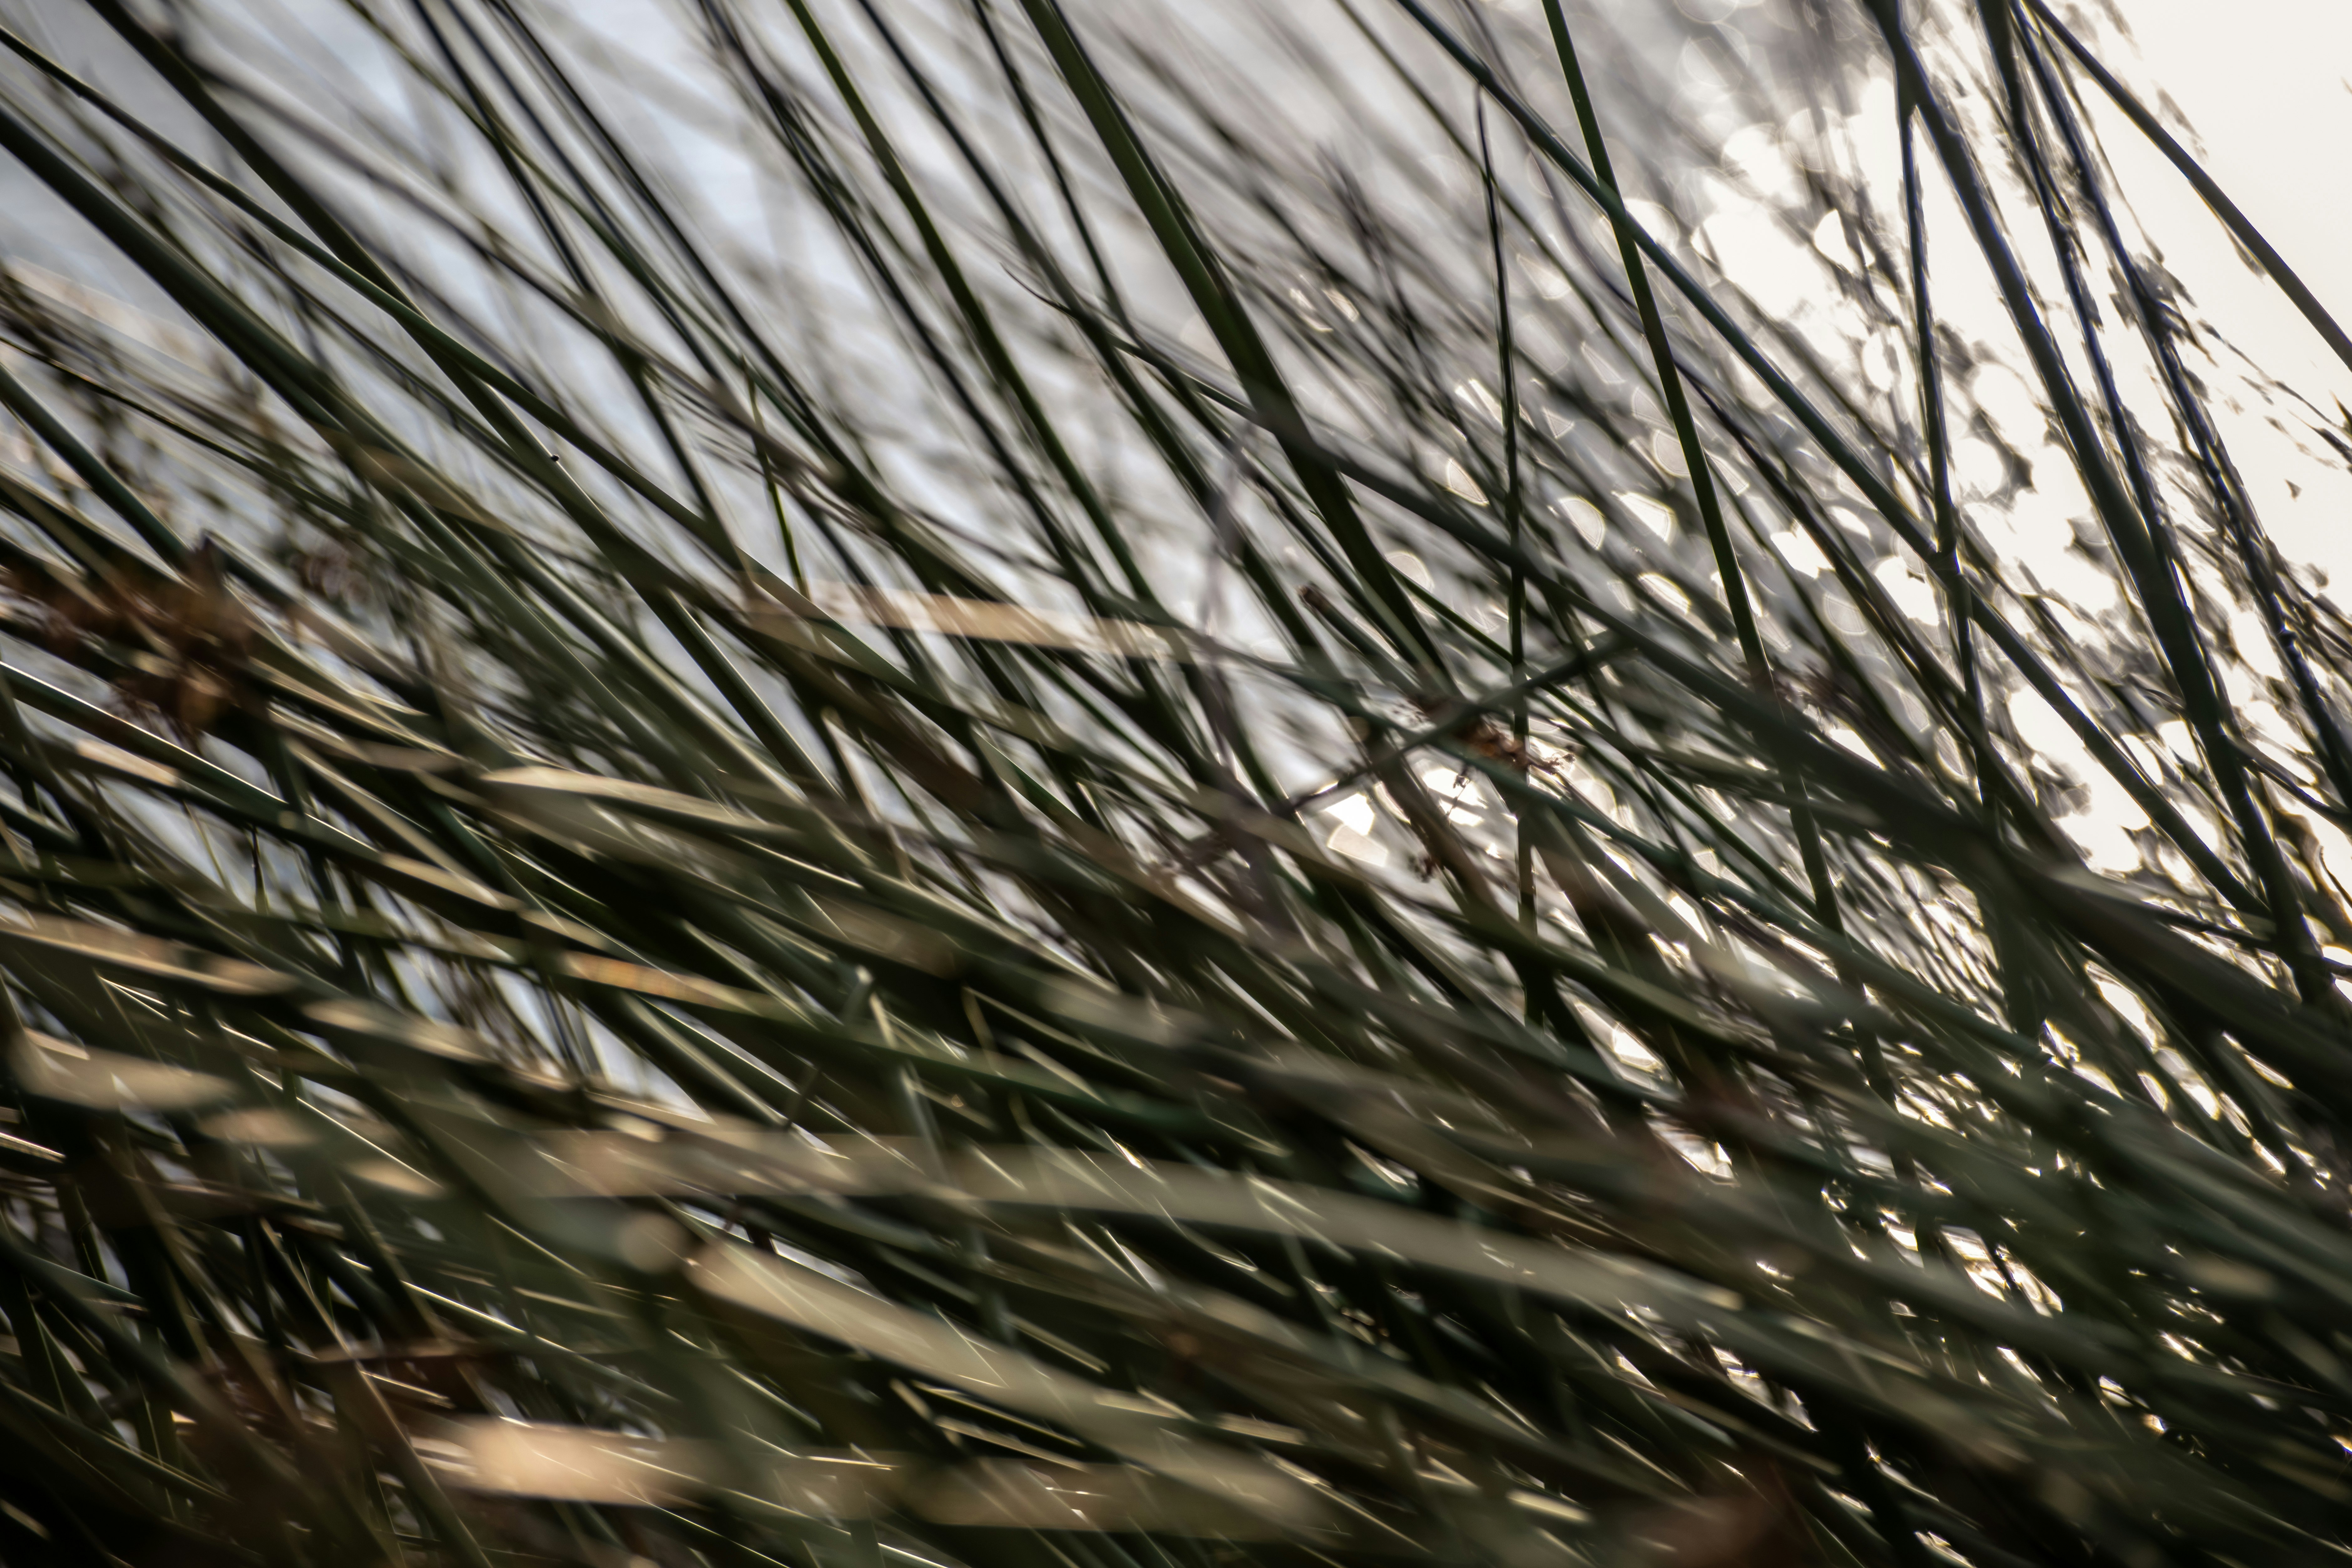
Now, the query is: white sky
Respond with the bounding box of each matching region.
[2098,0,2352,583]
[2120,0,2352,324]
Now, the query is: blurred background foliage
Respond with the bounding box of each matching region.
[0,0,2345,1563]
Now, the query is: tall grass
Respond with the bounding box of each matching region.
[0,0,2343,1562]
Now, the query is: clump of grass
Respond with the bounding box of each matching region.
[0,0,2341,1563]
